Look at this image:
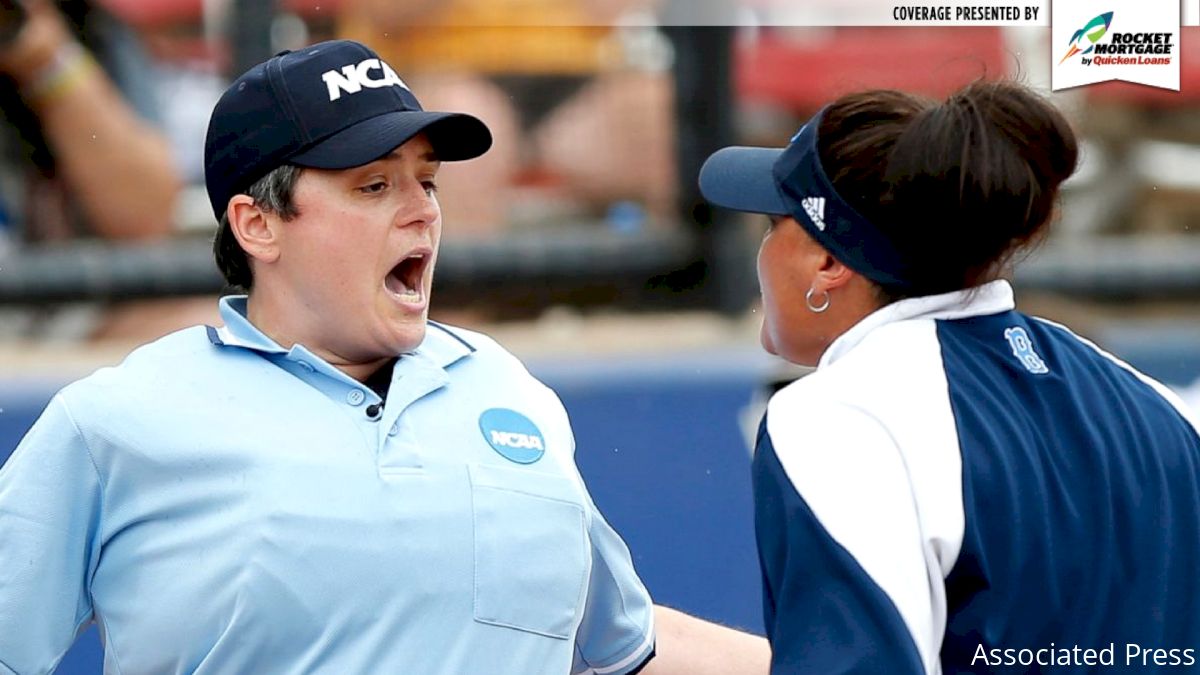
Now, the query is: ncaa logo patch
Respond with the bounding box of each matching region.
[479,408,545,464]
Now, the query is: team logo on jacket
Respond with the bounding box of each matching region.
[1004,326,1050,374]
[479,408,545,464]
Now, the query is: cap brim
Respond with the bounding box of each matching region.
[698,146,790,215]
[289,110,492,168]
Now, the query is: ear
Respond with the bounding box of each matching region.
[227,195,281,266]
[811,251,856,294]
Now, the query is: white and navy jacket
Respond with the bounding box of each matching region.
[753,280,1200,674]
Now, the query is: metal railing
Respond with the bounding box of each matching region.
[0,223,700,304]
[3,230,1200,306]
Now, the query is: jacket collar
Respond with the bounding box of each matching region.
[818,279,1016,369]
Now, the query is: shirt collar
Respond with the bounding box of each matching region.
[420,321,476,369]
[213,296,287,354]
[818,279,1016,369]
[209,295,475,370]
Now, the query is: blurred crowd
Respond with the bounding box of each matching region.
[1,1,1199,356]
[1,0,682,342]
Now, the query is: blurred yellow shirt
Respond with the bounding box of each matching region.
[339,0,620,75]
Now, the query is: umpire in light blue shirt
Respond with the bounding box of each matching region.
[0,40,769,675]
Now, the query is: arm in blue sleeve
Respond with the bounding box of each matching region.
[0,395,102,675]
[571,503,656,675]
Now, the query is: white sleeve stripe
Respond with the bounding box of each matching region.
[765,319,963,675]
[767,403,942,674]
[573,612,655,675]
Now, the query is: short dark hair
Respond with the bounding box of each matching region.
[212,164,304,291]
[817,80,1079,302]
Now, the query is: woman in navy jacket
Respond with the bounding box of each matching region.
[700,80,1200,674]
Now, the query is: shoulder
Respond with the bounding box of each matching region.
[763,314,963,518]
[58,325,218,413]
[1029,315,1200,430]
[427,320,508,356]
[760,315,969,588]
[426,320,565,404]
[427,323,579,460]
[426,321,534,375]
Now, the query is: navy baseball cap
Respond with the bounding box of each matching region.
[699,111,916,291]
[204,39,492,220]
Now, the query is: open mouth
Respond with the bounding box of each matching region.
[384,250,430,304]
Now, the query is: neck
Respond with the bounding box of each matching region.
[245,292,391,383]
[810,278,886,366]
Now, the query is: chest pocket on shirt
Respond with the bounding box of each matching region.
[469,462,590,639]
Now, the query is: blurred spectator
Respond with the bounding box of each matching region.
[0,0,180,248]
[339,0,675,235]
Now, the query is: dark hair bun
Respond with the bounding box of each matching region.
[819,80,1079,296]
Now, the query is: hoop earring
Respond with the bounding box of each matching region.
[805,287,831,313]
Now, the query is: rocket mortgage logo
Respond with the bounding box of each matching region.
[1058,12,1114,65]
[1058,12,1172,67]
[1051,0,1179,90]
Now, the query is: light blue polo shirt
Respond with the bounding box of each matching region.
[0,297,655,675]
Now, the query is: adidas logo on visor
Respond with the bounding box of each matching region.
[802,197,826,231]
